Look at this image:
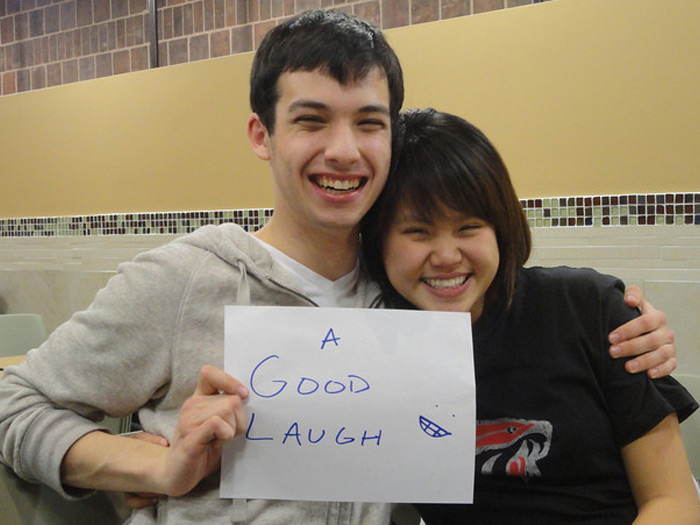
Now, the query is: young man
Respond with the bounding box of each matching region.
[0,10,677,525]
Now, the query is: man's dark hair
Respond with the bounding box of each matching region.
[250,10,404,133]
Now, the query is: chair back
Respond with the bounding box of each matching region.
[0,314,48,357]
[675,373,700,480]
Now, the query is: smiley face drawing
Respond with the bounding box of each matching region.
[419,415,452,438]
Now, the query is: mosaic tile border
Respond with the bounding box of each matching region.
[0,193,698,238]
[522,193,700,228]
[0,209,274,237]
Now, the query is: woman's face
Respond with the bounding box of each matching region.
[382,202,499,321]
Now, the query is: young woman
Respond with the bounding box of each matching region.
[361,108,700,524]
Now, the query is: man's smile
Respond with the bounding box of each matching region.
[311,175,366,193]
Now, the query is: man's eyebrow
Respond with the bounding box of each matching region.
[359,104,390,116]
[288,100,328,112]
[287,100,390,116]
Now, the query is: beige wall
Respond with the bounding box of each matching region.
[1,53,271,217]
[394,0,700,198]
[1,0,699,219]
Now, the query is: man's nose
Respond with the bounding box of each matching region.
[325,125,361,167]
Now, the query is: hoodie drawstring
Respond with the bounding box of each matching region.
[236,260,251,306]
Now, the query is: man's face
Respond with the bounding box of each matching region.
[251,68,392,236]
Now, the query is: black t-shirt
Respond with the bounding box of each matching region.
[416,266,697,524]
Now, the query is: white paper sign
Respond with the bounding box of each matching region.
[220,306,475,503]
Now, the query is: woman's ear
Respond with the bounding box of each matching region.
[247,113,271,161]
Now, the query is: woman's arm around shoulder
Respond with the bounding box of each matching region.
[622,413,700,524]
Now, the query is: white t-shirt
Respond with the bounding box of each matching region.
[254,238,359,308]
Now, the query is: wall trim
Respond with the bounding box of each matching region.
[1,193,698,238]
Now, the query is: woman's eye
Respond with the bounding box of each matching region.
[403,227,428,235]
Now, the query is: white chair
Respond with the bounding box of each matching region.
[0,314,48,357]
[674,373,700,481]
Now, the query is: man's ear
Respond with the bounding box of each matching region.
[247,113,271,161]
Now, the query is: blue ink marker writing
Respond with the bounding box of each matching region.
[245,412,274,441]
[249,355,372,398]
[321,328,341,350]
[250,355,287,398]
[348,374,370,393]
[308,428,326,444]
[361,430,382,446]
[419,415,452,438]
[283,422,302,446]
[335,427,354,445]
[324,380,346,394]
[297,377,320,395]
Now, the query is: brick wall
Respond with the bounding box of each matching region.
[0,0,546,96]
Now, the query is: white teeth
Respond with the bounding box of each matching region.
[424,276,468,289]
[316,176,361,191]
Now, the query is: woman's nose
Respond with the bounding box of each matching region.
[429,238,462,268]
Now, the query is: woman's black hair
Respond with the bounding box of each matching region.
[361,108,531,311]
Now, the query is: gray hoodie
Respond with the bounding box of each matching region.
[0,224,396,524]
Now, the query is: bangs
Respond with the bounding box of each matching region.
[394,136,491,225]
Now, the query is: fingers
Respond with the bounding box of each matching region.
[125,492,160,510]
[162,388,247,497]
[231,396,247,436]
[195,365,249,399]
[192,366,248,437]
[179,392,246,438]
[609,293,677,378]
[609,308,668,350]
[129,431,170,448]
[610,323,676,375]
[185,414,237,447]
[179,366,248,444]
[626,351,677,378]
[609,307,672,358]
[610,318,674,357]
[150,367,249,498]
[622,285,644,309]
[645,356,678,379]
